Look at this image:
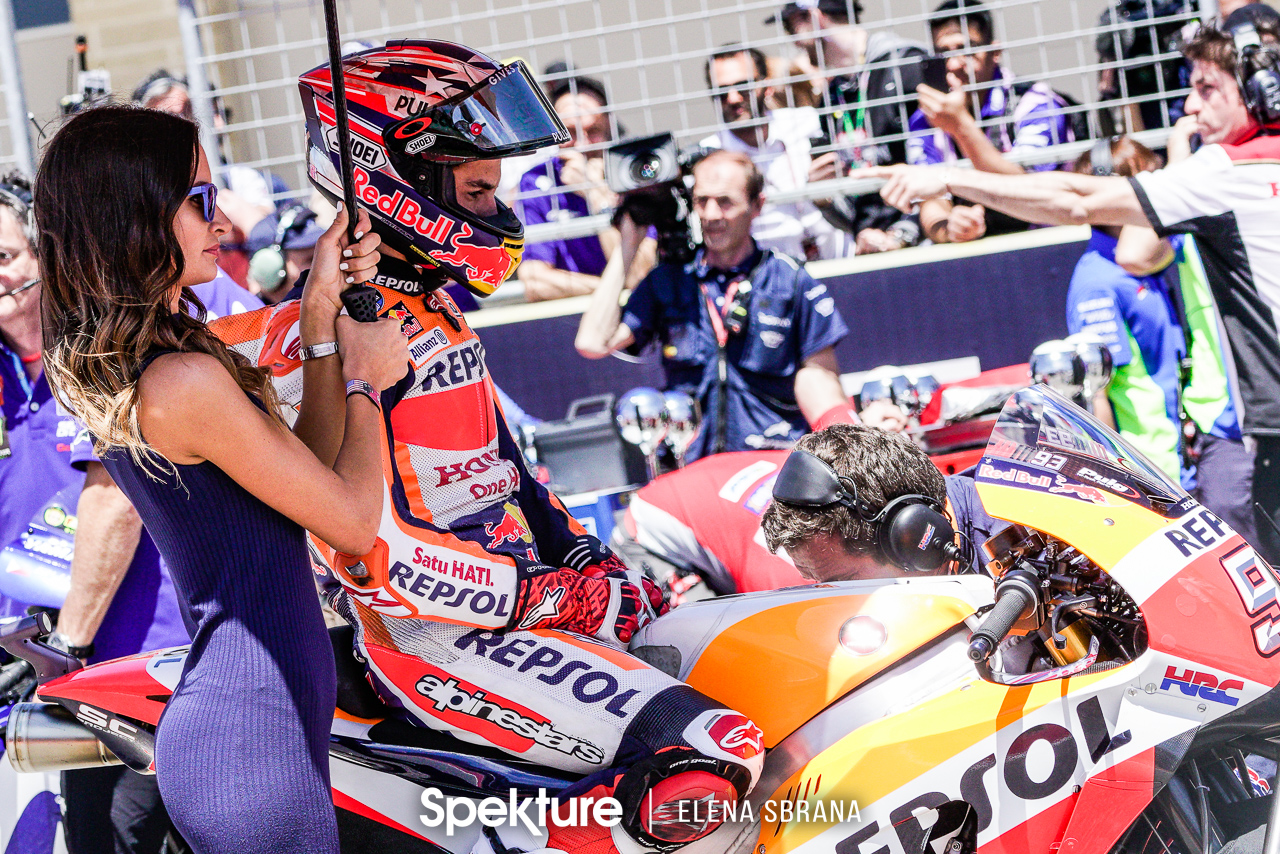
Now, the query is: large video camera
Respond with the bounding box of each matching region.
[605,132,703,264]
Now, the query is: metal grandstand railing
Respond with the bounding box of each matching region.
[180,0,1207,246]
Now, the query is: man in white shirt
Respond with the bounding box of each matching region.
[700,45,852,262]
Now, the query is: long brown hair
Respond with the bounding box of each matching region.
[38,105,279,472]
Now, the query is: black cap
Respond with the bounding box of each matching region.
[765,0,862,29]
[1225,2,1280,33]
[542,61,609,106]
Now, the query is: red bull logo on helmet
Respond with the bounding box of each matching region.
[428,222,518,292]
[485,502,532,549]
[352,166,452,244]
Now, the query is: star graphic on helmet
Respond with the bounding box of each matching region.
[419,70,453,99]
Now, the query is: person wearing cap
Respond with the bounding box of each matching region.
[245,205,326,304]
[516,64,655,301]
[772,0,929,255]
[699,44,852,262]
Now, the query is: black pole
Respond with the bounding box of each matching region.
[322,0,359,242]
[321,0,381,322]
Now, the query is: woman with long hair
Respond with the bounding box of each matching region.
[38,105,408,852]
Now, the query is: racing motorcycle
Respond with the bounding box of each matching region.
[4,385,1280,854]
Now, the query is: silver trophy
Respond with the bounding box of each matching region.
[1065,332,1114,413]
[1029,340,1086,405]
[616,387,670,480]
[663,391,701,468]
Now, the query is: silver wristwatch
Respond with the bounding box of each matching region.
[299,341,339,361]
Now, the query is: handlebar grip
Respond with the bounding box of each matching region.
[341,285,382,323]
[968,569,1039,662]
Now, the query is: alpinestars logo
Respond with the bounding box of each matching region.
[516,586,565,629]
[416,675,605,764]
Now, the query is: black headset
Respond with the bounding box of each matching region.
[1233,23,1280,126]
[249,206,308,291]
[771,449,966,572]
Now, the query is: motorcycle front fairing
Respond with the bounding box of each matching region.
[662,388,1280,854]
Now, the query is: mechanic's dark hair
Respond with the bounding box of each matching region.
[693,149,766,201]
[930,0,995,46]
[761,424,946,556]
[0,170,34,244]
[1184,23,1280,80]
[1072,136,1162,178]
[706,45,770,89]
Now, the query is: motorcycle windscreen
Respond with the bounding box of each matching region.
[977,384,1187,517]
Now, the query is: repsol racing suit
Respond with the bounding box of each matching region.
[211,258,762,851]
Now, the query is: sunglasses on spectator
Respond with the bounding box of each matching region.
[187,182,218,223]
[713,80,761,101]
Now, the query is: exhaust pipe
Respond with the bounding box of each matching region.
[6,702,122,773]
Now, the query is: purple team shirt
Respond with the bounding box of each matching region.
[906,67,1073,172]
[517,158,609,277]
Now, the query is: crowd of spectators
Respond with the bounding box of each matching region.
[511,0,1269,298]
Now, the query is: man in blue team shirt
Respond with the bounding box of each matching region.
[576,150,857,460]
[0,170,260,852]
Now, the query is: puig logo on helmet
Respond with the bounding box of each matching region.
[323,125,387,172]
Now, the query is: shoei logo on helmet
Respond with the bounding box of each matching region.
[323,124,387,171]
[353,166,452,244]
[406,134,437,155]
[428,222,516,290]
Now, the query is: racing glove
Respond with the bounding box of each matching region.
[510,558,658,648]
[561,534,668,619]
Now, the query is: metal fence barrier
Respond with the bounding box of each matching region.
[181,0,1208,247]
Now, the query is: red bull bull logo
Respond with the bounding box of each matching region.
[428,223,517,291]
[1048,481,1111,505]
[485,502,532,549]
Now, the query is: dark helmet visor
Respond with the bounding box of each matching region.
[387,61,569,159]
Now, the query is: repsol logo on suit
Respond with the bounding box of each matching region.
[456,630,641,718]
[421,340,486,391]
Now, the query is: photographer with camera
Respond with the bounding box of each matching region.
[576,150,855,462]
[857,22,1280,563]
[516,68,655,301]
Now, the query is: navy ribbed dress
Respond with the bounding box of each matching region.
[100,380,339,853]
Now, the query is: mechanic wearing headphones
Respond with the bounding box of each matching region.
[859,21,1280,563]
[761,424,998,581]
[245,205,325,303]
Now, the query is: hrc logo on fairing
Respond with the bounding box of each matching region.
[1159,666,1243,706]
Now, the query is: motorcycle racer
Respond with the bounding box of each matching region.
[211,41,761,853]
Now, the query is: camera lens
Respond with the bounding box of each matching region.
[629,153,664,185]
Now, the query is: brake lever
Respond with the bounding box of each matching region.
[1048,594,1098,650]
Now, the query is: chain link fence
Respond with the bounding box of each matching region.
[183,0,1208,244]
